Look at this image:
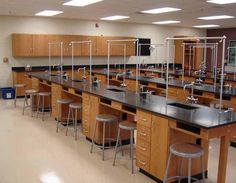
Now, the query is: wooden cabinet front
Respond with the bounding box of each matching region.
[12,34,33,57]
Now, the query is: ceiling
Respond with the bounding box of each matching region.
[1,0,236,29]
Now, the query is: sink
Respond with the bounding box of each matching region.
[48,73,59,76]
[72,79,84,83]
[110,71,119,74]
[142,76,154,79]
[107,88,125,93]
[167,103,199,110]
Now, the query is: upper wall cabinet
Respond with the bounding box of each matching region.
[12,33,136,57]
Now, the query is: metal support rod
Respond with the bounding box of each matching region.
[89,42,92,84]
[166,39,170,101]
[60,42,63,77]
[214,44,218,87]
[136,42,140,94]
[182,43,185,82]
[72,42,74,80]
[107,42,110,86]
[123,44,127,84]
[219,37,226,111]
[189,46,192,75]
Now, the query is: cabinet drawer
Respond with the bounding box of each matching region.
[168,87,177,97]
[137,125,151,142]
[137,110,152,128]
[136,152,150,172]
[136,139,150,157]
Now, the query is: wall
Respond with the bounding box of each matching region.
[207,28,236,69]
[0,15,205,86]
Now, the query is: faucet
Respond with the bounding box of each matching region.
[184,82,198,104]
[53,64,61,71]
[78,67,86,81]
[116,72,125,80]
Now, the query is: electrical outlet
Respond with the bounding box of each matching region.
[3,57,8,63]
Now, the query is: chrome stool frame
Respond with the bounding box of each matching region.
[36,92,52,121]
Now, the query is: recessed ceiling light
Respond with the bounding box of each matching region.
[63,0,103,7]
[101,15,129,21]
[198,15,234,20]
[141,7,181,14]
[207,0,236,4]
[35,10,63,16]
[153,20,181,24]
[193,24,220,28]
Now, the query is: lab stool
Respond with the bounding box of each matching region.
[113,121,137,173]
[56,99,74,133]
[163,143,205,183]
[36,92,52,121]
[65,102,82,141]
[22,89,38,116]
[14,84,26,107]
[90,114,118,161]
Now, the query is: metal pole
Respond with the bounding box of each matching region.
[71,42,74,80]
[107,42,110,86]
[60,42,63,77]
[219,37,226,111]
[214,44,218,87]
[124,44,126,84]
[49,43,51,74]
[90,42,92,84]
[189,46,192,75]
[182,43,185,82]
[166,39,170,101]
[136,42,140,94]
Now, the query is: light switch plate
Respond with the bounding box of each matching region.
[3,57,8,63]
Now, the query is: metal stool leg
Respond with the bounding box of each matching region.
[102,122,106,161]
[113,127,121,166]
[130,130,134,174]
[37,95,40,118]
[178,158,183,183]
[163,153,172,183]
[22,94,27,115]
[201,156,205,183]
[90,121,98,153]
[66,107,71,136]
[42,96,45,121]
[30,94,34,117]
[75,108,78,141]
[14,88,17,107]
[188,158,192,183]
[56,104,60,133]
[120,133,124,156]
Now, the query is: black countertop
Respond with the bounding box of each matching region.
[29,73,236,130]
[92,70,236,97]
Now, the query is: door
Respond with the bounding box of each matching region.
[12,34,33,57]
[32,34,50,57]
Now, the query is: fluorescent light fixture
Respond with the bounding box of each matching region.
[63,0,103,7]
[35,10,63,16]
[207,0,236,4]
[153,20,181,24]
[101,15,129,21]
[198,15,234,20]
[193,24,220,28]
[141,7,181,14]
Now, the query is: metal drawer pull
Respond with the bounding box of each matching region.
[83,130,89,133]
[142,118,147,122]
[138,146,146,151]
[138,160,146,165]
[139,132,147,136]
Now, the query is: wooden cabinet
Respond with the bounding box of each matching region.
[12,34,33,57]
[81,36,97,56]
[12,71,32,96]
[175,37,203,70]
[12,34,136,57]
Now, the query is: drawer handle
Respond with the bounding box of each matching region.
[142,118,147,122]
[139,132,147,137]
[138,160,146,165]
[138,146,147,151]
[83,130,89,133]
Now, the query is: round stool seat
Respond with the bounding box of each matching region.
[57,99,73,104]
[14,84,25,88]
[119,121,136,131]
[25,89,38,94]
[170,143,204,158]
[96,114,117,123]
[69,103,82,109]
[38,92,51,96]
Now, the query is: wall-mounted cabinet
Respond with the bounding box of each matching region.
[12,33,136,57]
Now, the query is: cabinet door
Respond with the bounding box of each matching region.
[62,35,82,57]
[32,34,50,57]
[81,36,97,56]
[150,115,169,180]
[48,35,62,56]
[12,34,33,57]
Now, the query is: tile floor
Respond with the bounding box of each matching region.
[0,99,235,183]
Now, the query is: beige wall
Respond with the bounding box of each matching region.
[0,15,206,86]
